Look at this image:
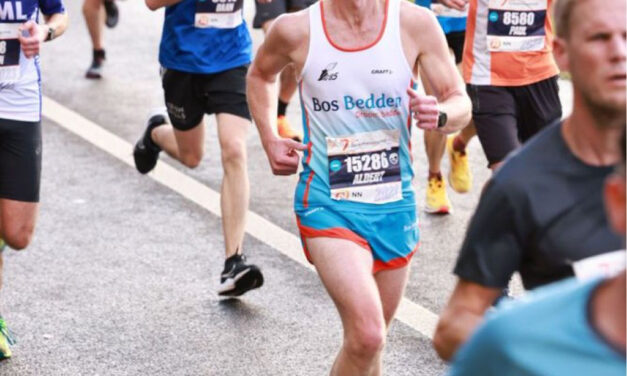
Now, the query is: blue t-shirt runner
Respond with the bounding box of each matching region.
[134,0,264,299]
[159,0,252,74]
[449,277,627,376]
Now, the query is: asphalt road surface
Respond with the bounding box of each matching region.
[0,1,573,375]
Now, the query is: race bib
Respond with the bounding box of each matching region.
[0,23,21,84]
[195,0,243,29]
[326,130,402,204]
[572,250,626,281]
[431,3,467,18]
[486,0,547,52]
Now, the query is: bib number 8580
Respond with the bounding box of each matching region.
[502,11,535,26]
[345,152,389,173]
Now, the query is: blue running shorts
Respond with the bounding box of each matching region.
[295,206,419,273]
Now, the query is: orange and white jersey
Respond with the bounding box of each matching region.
[462,0,559,86]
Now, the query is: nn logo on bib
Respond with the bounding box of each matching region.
[318,63,339,81]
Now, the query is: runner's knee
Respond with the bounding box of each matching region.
[179,151,203,169]
[345,319,386,360]
[3,225,34,250]
[220,139,246,167]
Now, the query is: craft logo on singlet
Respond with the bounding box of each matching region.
[318,62,339,81]
[371,69,393,75]
[0,1,28,21]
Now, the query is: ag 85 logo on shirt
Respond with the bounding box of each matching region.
[318,63,339,81]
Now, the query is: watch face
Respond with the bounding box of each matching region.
[438,112,447,128]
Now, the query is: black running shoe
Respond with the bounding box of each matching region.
[104,0,119,28]
[217,254,264,297]
[133,109,168,174]
[85,49,105,79]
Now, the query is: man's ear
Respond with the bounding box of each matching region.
[553,37,570,74]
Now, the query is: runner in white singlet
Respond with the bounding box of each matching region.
[247,0,471,373]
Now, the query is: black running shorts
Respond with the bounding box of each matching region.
[161,65,251,131]
[253,0,317,29]
[467,75,562,167]
[0,118,42,202]
[445,31,465,65]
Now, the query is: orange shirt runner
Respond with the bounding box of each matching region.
[463,0,559,86]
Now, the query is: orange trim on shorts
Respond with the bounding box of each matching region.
[372,243,419,274]
[320,0,389,52]
[296,217,372,264]
[296,217,418,274]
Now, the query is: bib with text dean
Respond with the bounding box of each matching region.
[0,23,21,84]
[195,0,243,29]
[487,0,547,52]
[326,129,402,204]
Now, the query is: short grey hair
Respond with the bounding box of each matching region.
[553,0,582,39]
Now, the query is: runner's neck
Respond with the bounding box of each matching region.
[324,0,385,35]
[562,95,623,167]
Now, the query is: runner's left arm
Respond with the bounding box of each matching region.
[408,7,471,133]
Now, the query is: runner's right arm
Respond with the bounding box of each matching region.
[247,13,308,175]
[433,279,501,361]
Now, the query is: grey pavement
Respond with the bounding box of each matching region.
[0,1,573,375]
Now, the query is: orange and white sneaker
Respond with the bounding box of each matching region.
[425,176,451,214]
[277,115,303,142]
[447,136,472,193]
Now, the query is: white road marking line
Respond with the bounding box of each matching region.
[42,96,439,339]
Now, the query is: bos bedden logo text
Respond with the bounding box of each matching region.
[0,2,28,21]
[312,93,402,112]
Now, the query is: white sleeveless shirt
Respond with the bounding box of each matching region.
[295,0,419,212]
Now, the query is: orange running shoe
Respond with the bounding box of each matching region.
[277,115,303,142]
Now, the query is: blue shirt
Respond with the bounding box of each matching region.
[414,0,466,34]
[449,278,626,376]
[0,0,64,23]
[159,0,251,74]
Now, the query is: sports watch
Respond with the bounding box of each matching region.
[437,111,448,128]
[45,25,56,42]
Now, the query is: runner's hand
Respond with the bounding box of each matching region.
[18,21,46,58]
[264,137,307,176]
[407,88,439,131]
[439,0,468,11]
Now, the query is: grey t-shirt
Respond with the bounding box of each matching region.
[454,122,622,290]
